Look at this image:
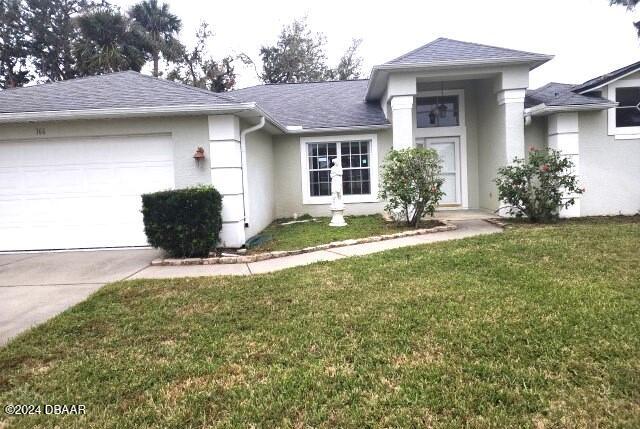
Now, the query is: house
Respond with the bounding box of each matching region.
[0,38,638,251]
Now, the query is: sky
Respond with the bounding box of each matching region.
[110,0,640,89]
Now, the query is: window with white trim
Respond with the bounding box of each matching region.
[615,87,640,128]
[607,78,640,139]
[416,95,460,128]
[307,140,371,197]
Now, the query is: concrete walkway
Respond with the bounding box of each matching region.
[132,219,502,279]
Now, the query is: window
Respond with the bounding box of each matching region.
[615,87,640,128]
[307,140,370,197]
[606,79,640,139]
[416,96,459,128]
[300,134,378,204]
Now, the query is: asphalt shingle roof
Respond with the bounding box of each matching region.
[573,60,640,93]
[524,83,613,109]
[385,37,550,66]
[230,79,388,129]
[0,71,239,114]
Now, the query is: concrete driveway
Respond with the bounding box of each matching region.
[0,248,161,346]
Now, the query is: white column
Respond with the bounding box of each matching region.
[548,112,581,218]
[390,95,414,150]
[495,89,527,216]
[208,115,245,247]
[497,89,527,163]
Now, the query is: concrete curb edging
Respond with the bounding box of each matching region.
[483,218,509,228]
[151,220,457,266]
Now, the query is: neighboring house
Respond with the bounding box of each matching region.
[0,38,638,251]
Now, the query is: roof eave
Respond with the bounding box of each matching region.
[575,64,640,94]
[365,55,554,101]
[284,123,391,134]
[0,102,288,132]
[524,102,618,117]
[376,55,553,71]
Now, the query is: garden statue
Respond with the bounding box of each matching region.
[329,158,347,227]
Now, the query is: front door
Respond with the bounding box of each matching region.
[417,137,461,205]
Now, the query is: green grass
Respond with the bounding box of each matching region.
[1,217,639,428]
[247,214,440,253]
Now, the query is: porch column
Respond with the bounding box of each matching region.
[548,112,581,217]
[497,89,527,163]
[494,89,527,216]
[208,115,246,247]
[390,95,414,149]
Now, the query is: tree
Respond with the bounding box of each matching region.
[610,0,640,36]
[73,6,146,75]
[128,0,182,77]
[328,39,363,81]
[252,18,363,83]
[0,0,31,88]
[259,18,329,83]
[495,148,585,222]
[379,148,445,227]
[167,21,236,92]
[200,57,235,92]
[25,0,88,82]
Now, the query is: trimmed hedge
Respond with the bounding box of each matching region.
[141,186,223,258]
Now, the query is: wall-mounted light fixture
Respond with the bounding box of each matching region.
[193,146,205,166]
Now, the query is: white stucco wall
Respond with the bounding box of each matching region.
[579,110,640,216]
[476,78,505,211]
[524,116,548,154]
[464,84,481,209]
[0,116,212,188]
[244,128,275,238]
[273,129,393,218]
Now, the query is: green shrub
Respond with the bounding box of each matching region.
[495,148,584,222]
[141,186,223,258]
[379,148,445,227]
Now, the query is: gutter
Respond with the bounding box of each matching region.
[524,102,618,118]
[0,103,253,123]
[284,124,391,134]
[0,102,288,133]
[0,100,394,136]
[239,117,266,228]
[370,55,553,72]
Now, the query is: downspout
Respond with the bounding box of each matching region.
[523,108,532,126]
[239,116,266,228]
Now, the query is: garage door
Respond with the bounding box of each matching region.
[0,134,174,251]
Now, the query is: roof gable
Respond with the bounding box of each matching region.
[525,82,612,108]
[573,60,640,93]
[384,37,551,66]
[0,71,240,115]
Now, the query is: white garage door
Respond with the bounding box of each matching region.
[0,134,175,251]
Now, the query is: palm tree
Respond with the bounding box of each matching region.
[73,7,146,76]
[129,0,182,77]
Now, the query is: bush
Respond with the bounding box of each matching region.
[141,186,223,258]
[495,148,584,222]
[379,147,445,227]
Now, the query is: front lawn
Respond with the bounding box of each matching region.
[246,214,440,253]
[1,217,639,428]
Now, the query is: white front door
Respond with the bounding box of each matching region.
[417,137,461,205]
[0,134,175,251]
